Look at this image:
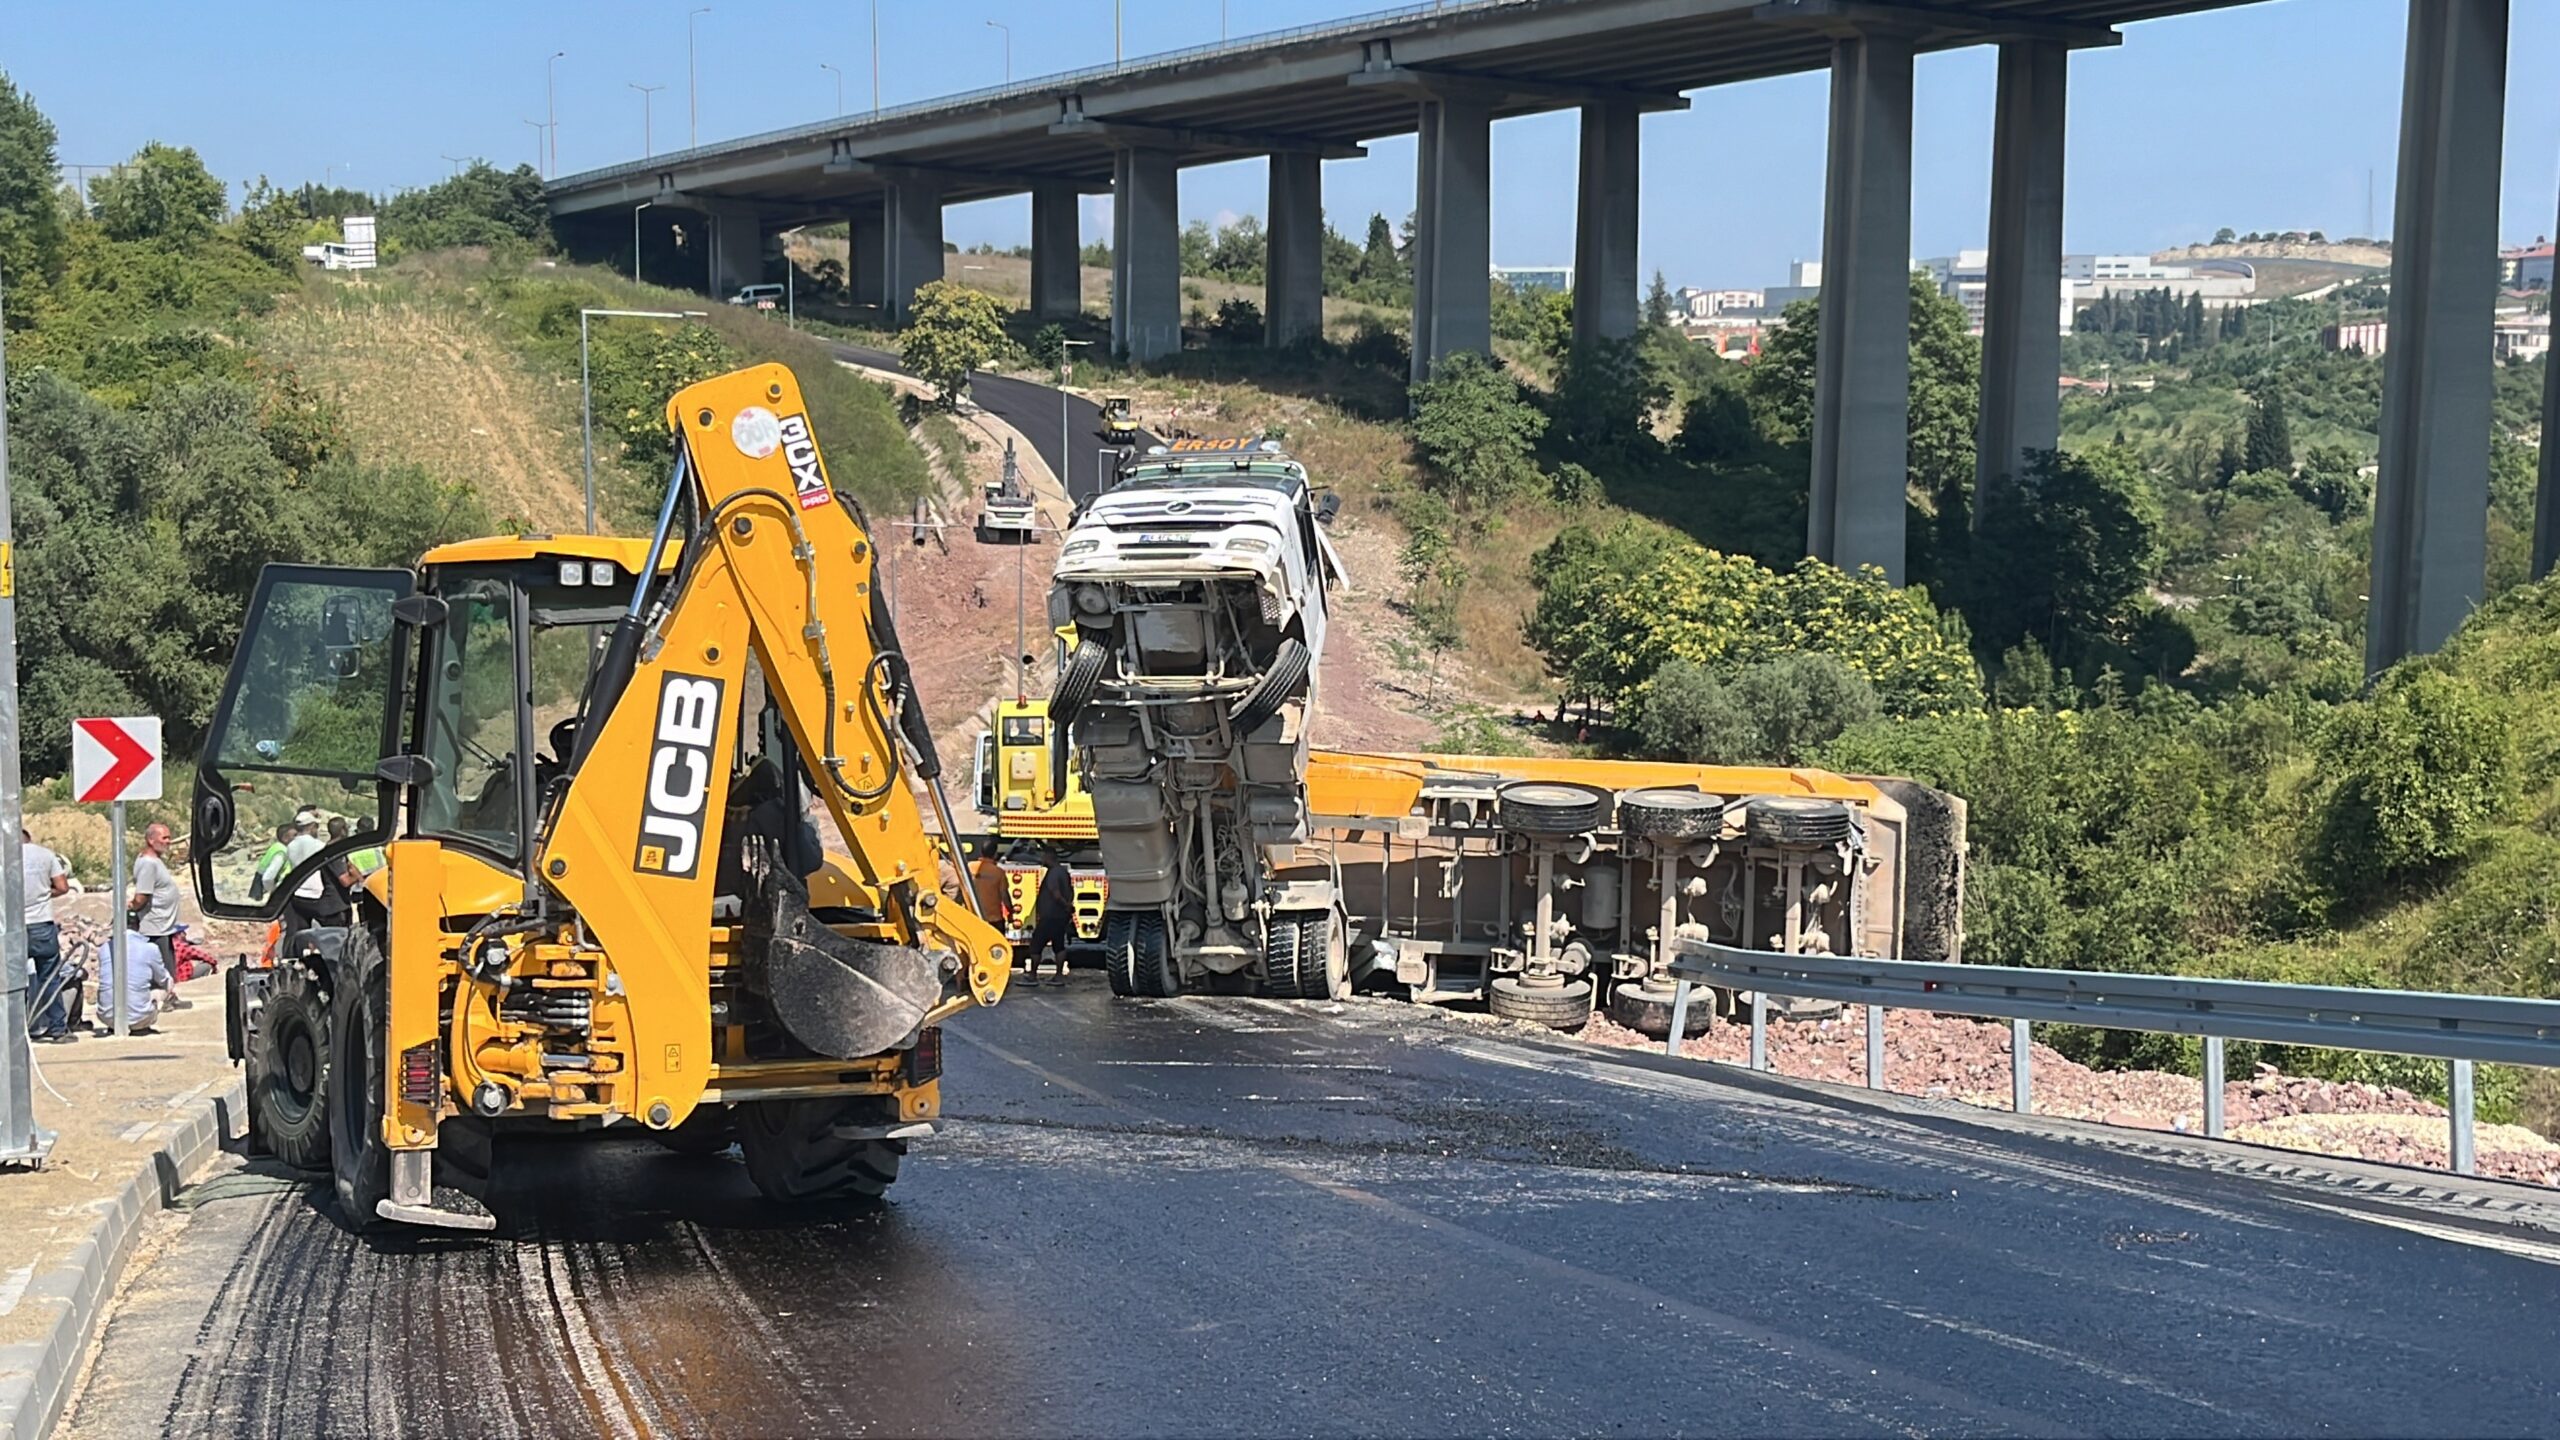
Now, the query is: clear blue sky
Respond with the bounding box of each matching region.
[11,0,2558,289]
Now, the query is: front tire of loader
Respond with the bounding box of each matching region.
[327,929,392,1226]
[649,1106,738,1157]
[249,962,332,1170]
[737,1097,904,1202]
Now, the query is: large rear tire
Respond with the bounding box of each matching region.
[737,1097,904,1202]
[249,963,332,1170]
[1104,910,1178,998]
[1264,910,1348,1001]
[1486,975,1594,1030]
[1260,915,1305,998]
[649,1106,737,1157]
[327,930,391,1225]
[1495,781,1613,837]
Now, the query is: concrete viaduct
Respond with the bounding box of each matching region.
[547,0,2550,672]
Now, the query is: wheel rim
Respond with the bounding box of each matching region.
[284,1030,317,1103]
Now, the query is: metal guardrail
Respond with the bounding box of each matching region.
[1666,943,2560,1177]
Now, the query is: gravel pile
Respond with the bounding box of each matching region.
[1575,1004,2560,1187]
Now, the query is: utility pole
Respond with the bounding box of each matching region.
[630,83,665,157]
[546,50,567,178]
[523,119,549,173]
[986,20,1012,83]
[689,7,712,148]
[1116,0,1124,62]
[871,1,882,116]
[820,62,844,115]
[0,277,51,1168]
[440,154,468,176]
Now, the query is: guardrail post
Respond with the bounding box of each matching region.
[1865,1004,1884,1090]
[2010,1018,2032,1114]
[2449,1058,2476,1176]
[2202,1036,2226,1139]
[1749,990,1768,1072]
[1665,980,1695,1059]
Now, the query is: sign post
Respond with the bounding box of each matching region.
[0,278,50,1168]
[73,717,162,1040]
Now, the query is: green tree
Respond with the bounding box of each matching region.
[377,161,548,251]
[0,73,67,303]
[1643,269,1674,328]
[2296,443,2368,520]
[1730,652,1880,763]
[1675,384,1757,466]
[1551,334,1667,464]
[898,279,1007,406]
[2312,669,2511,900]
[1408,350,1545,511]
[1357,212,1403,295]
[2212,226,2237,245]
[90,142,227,244]
[2243,388,2293,474]
[1632,660,1754,761]
[1968,446,2161,664]
[1740,274,1976,521]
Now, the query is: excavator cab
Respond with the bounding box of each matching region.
[1100,393,1139,446]
[191,365,1009,1231]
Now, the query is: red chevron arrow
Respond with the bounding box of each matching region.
[75,718,154,803]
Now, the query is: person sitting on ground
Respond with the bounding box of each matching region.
[96,923,174,1036]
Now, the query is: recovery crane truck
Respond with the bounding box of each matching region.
[194,363,1009,1230]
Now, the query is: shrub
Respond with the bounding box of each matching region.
[1632,660,1756,762]
[2311,669,2512,899]
[1729,653,1880,763]
[1211,298,1263,344]
[1027,322,1067,370]
[1409,351,1545,512]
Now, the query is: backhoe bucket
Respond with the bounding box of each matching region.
[763,880,942,1059]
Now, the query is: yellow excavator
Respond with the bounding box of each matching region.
[193,364,1009,1230]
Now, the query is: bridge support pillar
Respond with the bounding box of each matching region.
[1571,101,1640,351]
[1031,184,1082,321]
[707,211,763,296]
[1409,96,1492,384]
[1112,148,1182,363]
[849,208,886,308]
[1807,27,1916,585]
[1973,39,2069,521]
[2369,0,2506,672]
[1266,152,1325,348]
[885,178,946,324]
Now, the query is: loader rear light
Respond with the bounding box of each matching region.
[400,1042,441,1107]
[905,1027,942,1086]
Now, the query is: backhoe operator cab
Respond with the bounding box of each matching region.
[1046,436,1345,998]
[193,364,1008,1231]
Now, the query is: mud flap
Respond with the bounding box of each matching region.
[762,878,943,1059]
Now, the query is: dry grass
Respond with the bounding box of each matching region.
[259,274,587,531]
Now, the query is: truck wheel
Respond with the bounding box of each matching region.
[1486,976,1594,1030]
[1051,638,1109,725]
[249,963,332,1170]
[1299,911,1348,1001]
[1619,787,1727,843]
[1228,638,1310,736]
[327,929,392,1226]
[1745,797,1856,848]
[1495,781,1613,837]
[1104,911,1138,996]
[737,1097,903,1202]
[1104,910,1177,998]
[1607,981,1712,1040]
[1260,915,1305,998]
[649,1106,737,1157]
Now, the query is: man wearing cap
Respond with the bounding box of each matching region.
[282,809,344,935]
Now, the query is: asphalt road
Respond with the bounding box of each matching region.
[68,983,2560,1438]
[828,342,1146,508]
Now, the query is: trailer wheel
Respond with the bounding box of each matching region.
[249,962,332,1170]
[648,1106,737,1157]
[327,929,392,1226]
[1267,910,1346,1001]
[1745,797,1856,848]
[1619,787,1727,842]
[1259,914,1304,998]
[1495,781,1614,837]
[1228,638,1310,736]
[1104,910,1178,998]
[1486,976,1594,1030]
[1050,637,1109,726]
[737,1097,904,1202]
[1607,981,1712,1040]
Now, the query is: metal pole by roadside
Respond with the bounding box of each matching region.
[0,275,54,1166]
[108,801,126,1037]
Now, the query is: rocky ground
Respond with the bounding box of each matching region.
[1575,1004,2560,1187]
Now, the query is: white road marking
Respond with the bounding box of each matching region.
[0,1263,32,1317]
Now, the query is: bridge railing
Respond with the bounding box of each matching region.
[1664,942,2560,1176]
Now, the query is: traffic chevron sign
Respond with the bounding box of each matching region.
[72,716,162,803]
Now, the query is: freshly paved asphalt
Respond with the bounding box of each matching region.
[829,342,1144,508]
[66,980,2560,1438]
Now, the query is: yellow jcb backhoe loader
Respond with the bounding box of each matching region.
[192,363,1009,1230]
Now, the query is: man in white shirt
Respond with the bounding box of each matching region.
[21,829,71,1042]
[283,809,342,935]
[97,925,172,1036]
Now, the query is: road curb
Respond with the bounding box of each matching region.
[0,1078,245,1440]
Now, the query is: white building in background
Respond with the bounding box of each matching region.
[2325,319,2390,355]
[1762,260,1822,312]
[2065,253,2187,281]
[1917,250,2075,336]
[1687,288,1764,319]
[1491,265,1571,293]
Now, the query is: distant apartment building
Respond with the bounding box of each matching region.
[1918,250,2075,336]
[1492,265,1571,293]
[2495,314,2551,363]
[1762,260,1823,312]
[2065,254,2186,281]
[2500,240,2553,290]
[1687,288,1764,319]
[2325,319,2390,355]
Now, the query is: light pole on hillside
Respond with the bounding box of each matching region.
[440,154,468,176]
[871,1,882,116]
[688,8,712,148]
[583,308,707,534]
[629,82,666,157]
[546,51,567,177]
[820,62,844,115]
[522,119,550,174]
[985,21,1011,83]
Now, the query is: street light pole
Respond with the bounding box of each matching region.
[871,0,882,116]
[689,7,712,149]
[546,50,567,178]
[0,277,52,1168]
[523,118,549,171]
[986,20,1011,83]
[1116,0,1124,62]
[630,82,665,157]
[582,308,707,534]
[820,62,844,115]
[633,199,655,284]
[440,154,468,176]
